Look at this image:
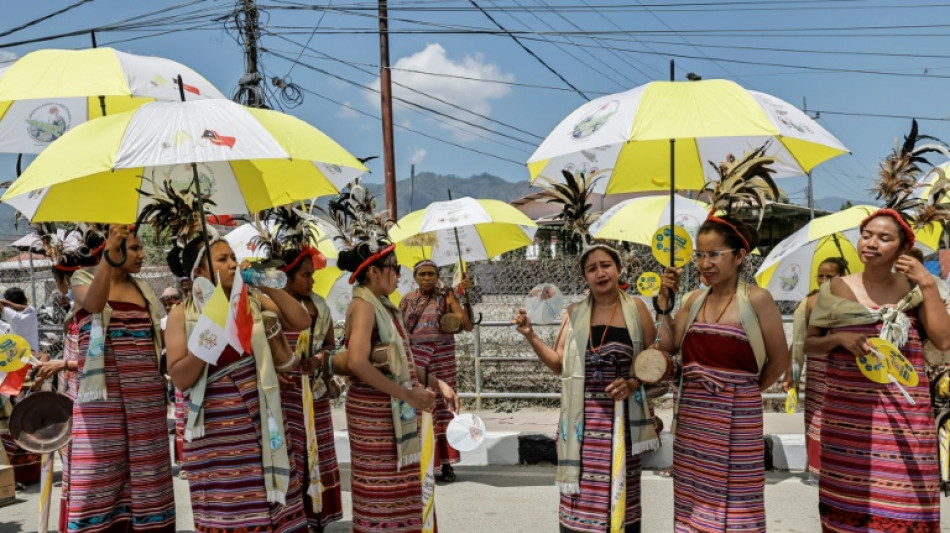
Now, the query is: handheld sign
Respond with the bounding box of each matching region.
[636,272,662,298]
[0,334,31,373]
[446,413,487,452]
[525,283,564,325]
[651,225,693,268]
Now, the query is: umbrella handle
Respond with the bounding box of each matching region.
[103,238,127,268]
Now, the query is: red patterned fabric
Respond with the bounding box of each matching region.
[819,320,939,533]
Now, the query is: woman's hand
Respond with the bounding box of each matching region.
[437,379,461,413]
[835,331,871,357]
[605,377,640,401]
[781,372,793,393]
[276,372,296,391]
[895,254,934,289]
[657,267,683,310]
[33,360,67,384]
[511,308,534,338]
[299,352,322,375]
[404,384,437,412]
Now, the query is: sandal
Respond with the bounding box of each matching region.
[441,464,456,483]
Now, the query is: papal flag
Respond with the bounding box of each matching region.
[187,280,230,364]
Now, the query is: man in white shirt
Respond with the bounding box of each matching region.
[0,287,39,351]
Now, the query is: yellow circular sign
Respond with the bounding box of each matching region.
[636,272,662,298]
[785,387,798,414]
[651,225,693,268]
[856,338,919,387]
[0,334,30,373]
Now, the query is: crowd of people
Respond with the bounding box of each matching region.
[0,181,948,533]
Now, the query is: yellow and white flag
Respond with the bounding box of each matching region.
[301,371,324,512]
[609,399,626,532]
[187,281,230,364]
[420,409,436,533]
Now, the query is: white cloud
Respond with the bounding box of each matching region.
[336,102,360,119]
[409,148,427,166]
[368,43,513,142]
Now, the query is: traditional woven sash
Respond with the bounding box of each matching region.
[296,293,334,509]
[557,291,659,494]
[70,268,163,403]
[352,284,421,470]
[183,295,291,504]
[809,282,923,348]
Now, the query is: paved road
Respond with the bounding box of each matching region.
[7,464,950,532]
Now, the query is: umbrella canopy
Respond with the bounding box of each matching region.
[588,194,709,245]
[0,47,225,154]
[388,197,538,267]
[2,99,367,223]
[527,79,848,194]
[755,205,941,301]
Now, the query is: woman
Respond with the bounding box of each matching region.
[399,260,473,482]
[164,235,312,533]
[335,238,458,532]
[278,243,343,532]
[805,209,950,532]
[655,215,789,533]
[783,256,848,482]
[512,244,659,533]
[66,225,176,532]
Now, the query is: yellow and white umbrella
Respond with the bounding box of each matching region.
[389,197,538,267]
[0,47,225,154]
[527,79,849,195]
[2,98,367,223]
[756,205,940,300]
[589,194,709,245]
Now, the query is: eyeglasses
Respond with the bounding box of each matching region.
[691,249,736,263]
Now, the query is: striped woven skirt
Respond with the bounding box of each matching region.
[183,356,307,533]
[804,352,828,476]
[280,370,343,528]
[60,319,79,533]
[819,323,939,532]
[673,364,765,533]
[559,339,641,533]
[346,379,425,532]
[408,342,461,468]
[68,304,175,532]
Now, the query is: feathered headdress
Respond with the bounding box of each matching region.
[250,205,328,272]
[135,177,218,247]
[319,178,393,252]
[701,142,780,228]
[872,119,950,213]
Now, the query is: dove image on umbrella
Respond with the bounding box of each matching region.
[0,47,225,155]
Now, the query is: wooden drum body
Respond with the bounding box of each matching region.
[633,348,678,385]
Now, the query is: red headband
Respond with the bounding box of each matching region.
[278,245,327,273]
[860,208,916,247]
[53,263,82,273]
[705,215,751,252]
[348,244,396,285]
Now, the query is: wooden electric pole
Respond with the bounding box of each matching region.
[378,0,398,217]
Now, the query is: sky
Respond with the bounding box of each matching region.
[3,0,950,210]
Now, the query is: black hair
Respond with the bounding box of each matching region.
[698,215,759,254]
[819,256,849,275]
[167,236,208,279]
[4,287,26,305]
[337,240,394,285]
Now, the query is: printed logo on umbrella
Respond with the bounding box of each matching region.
[571,100,619,141]
[202,129,236,148]
[25,103,71,144]
[173,77,201,95]
[779,264,801,292]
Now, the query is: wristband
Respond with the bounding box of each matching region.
[653,293,675,315]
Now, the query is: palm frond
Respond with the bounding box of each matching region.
[536,169,600,244]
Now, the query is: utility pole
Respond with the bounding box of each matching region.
[410,163,415,212]
[235,0,265,108]
[378,0,398,217]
